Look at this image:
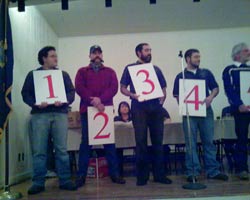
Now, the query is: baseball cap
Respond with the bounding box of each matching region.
[89,45,102,54]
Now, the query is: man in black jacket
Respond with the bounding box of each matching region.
[222,43,250,180]
[21,46,77,194]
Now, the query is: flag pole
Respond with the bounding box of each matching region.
[0,124,22,200]
[0,0,22,199]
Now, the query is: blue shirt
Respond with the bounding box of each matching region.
[222,63,250,112]
[172,68,218,98]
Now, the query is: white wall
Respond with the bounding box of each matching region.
[0,6,58,187]
[58,27,250,122]
[1,6,250,187]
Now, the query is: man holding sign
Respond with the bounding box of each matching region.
[21,46,77,194]
[173,49,228,183]
[120,43,172,186]
[223,43,250,180]
[75,45,125,188]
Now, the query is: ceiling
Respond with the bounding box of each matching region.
[10,0,250,37]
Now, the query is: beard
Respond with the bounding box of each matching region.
[243,54,250,63]
[90,57,104,72]
[90,56,104,64]
[190,61,199,69]
[140,54,152,63]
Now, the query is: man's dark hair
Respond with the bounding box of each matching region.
[184,49,199,62]
[135,43,149,57]
[38,46,56,65]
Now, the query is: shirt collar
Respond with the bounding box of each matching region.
[136,60,143,64]
[186,68,197,74]
[233,61,242,67]
[185,67,199,74]
[38,66,58,70]
[87,63,104,69]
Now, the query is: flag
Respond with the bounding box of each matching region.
[0,0,14,142]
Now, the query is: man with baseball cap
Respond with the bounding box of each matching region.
[75,45,126,187]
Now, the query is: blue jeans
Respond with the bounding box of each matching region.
[77,113,119,178]
[47,132,55,171]
[29,113,71,186]
[182,107,220,177]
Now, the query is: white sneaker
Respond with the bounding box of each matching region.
[46,170,57,178]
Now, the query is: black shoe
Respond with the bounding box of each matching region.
[27,185,45,195]
[237,171,249,181]
[111,176,126,184]
[59,181,77,191]
[187,176,197,183]
[75,176,86,188]
[136,180,147,186]
[154,177,172,184]
[208,173,228,181]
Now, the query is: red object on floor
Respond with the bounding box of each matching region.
[87,157,108,178]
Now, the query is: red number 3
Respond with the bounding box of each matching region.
[136,69,155,95]
[93,112,110,139]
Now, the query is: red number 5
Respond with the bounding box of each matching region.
[136,69,155,95]
[93,112,110,139]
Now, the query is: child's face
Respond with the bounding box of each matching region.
[120,104,129,114]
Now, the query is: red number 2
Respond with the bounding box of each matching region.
[93,112,110,139]
[44,75,57,99]
[184,85,203,110]
[136,69,155,95]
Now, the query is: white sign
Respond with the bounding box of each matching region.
[179,79,206,117]
[88,106,115,145]
[128,63,164,102]
[240,71,250,106]
[33,70,67,105]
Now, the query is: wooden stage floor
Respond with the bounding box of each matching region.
[5,174,250,200]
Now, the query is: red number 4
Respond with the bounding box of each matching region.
[184,85,204,110]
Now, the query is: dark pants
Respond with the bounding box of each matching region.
[131,101,166,182]
[77,113,120,178]
[233,112,250,173]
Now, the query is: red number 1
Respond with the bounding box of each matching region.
[136,69,155,95]
[93,112,110,139]
[44,75,57,99]
[184,85,203,110]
